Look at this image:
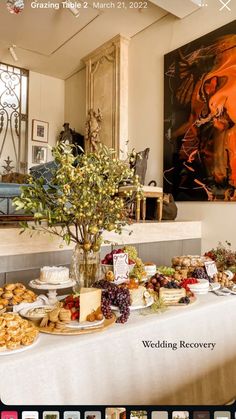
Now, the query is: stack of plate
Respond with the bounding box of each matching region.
[189,279,209,295]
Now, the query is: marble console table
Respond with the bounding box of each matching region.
[0,220,201,284]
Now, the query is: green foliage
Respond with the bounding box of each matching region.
[14,143,141,250]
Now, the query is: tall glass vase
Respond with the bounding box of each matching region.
[70,244,100,291]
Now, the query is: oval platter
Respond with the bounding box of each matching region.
[38,313,116,335]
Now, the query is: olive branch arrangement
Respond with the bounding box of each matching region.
[14,143,141,252]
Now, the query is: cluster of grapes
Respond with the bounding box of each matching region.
[145,273,165,292]
[94,280,131,323]
[179,296,190,304]
[192,267,210,280]
[163,280,182,289]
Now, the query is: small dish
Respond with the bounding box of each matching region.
[19,305,54,321]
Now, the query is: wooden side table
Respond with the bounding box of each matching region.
[118,185,163,222]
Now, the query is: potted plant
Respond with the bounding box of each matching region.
[14,143,141,288]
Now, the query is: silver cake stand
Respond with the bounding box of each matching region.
[29,279,76,305]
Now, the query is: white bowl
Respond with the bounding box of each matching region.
[144,265,157,276]
[19,305,54,321]
[189,279,209,293]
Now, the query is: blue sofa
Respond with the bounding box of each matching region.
[0,161,57,219]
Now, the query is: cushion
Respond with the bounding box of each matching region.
[0,183,23,197]
[29,160,58,184]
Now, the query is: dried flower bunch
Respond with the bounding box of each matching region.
[14,143,141,251]
[205,241,236,271]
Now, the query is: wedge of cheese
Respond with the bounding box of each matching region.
[159,287,186,305]
[80,287,102,322]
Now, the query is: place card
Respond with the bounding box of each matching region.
[204,260,218,278]
[113,252,129,284]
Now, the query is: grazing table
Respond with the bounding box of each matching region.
[0,293,236,405]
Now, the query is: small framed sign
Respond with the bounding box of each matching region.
[113,253,129,284]
[32,119,49,143]
[204,260,218,278]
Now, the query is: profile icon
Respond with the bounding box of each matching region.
[6,0,24,14]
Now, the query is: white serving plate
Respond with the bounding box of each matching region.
[209,283,221,292]
[111,296,154,311]
[30,279,76,290]
[190,288,209,295]
[0,336,39,356]
[67,318,104,329]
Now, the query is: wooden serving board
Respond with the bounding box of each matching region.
[38,314,116,335]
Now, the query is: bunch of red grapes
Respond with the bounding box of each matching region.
[94,279,131,323]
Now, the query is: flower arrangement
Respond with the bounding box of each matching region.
[14,143,141,286]
[205,241,236,271]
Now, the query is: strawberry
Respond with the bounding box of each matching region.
[72,312,79,321]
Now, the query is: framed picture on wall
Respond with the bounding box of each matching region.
[32,145,47,164]
[32,119,49,143]
[163,20,236,202]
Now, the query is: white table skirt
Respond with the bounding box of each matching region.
[0,293,236,405]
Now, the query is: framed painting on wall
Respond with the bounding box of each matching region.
[32,145,47,164]
[32,119,49,143]
[163,20,236,201]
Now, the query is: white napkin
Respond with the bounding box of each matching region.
[13,294,51,313]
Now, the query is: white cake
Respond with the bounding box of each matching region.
[39,266,70,284]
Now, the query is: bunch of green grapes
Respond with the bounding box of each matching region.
[157,266,175,276]
[123,245,138,262]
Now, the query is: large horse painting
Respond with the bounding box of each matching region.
[163,20,236,201]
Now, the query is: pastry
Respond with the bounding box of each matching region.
[4,284,16,291]
[0,313,38,352]
[0,284,37,308]
[0,340,7,351]
[2,291,13,299]
[172,255,211,268]
[39,266,70,284]
[14,283,26,290]
[13,288,25,296]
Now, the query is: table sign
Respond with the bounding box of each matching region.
[113,253,129,284]
[205,260,218,278]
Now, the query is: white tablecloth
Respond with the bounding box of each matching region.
[0,293,236,405]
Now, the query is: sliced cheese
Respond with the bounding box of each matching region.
[79,287,102,322]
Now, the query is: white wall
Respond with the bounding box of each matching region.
[28,71,65,167]
[128,0,236,251]
[64,1,236,251]
[64,68,86,134]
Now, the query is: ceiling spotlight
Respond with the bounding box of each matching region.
[9,45,18,61]
[66,1,80,17]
